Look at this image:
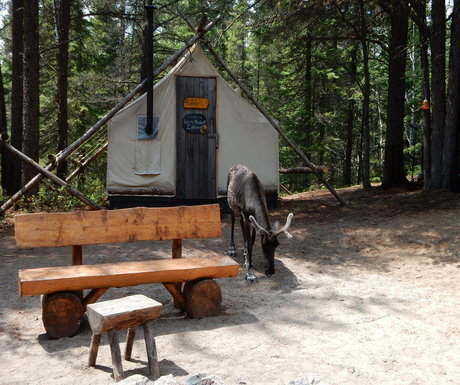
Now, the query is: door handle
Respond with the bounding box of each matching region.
[207,133,219,149]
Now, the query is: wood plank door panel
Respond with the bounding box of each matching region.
[176,76,217,199]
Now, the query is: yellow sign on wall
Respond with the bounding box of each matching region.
[184,97,209,109]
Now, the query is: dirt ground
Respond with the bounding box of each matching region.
[1,186,459,385]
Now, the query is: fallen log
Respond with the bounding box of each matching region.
[279,167,325,174]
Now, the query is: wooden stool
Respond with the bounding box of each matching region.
[86,295,163,382]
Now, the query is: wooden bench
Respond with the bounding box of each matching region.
[15,204,239,338]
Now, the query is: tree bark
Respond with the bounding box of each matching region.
[429,0,446,188]
[360,0,371,189]
[22,0,40,194]
[344,45,357,186]
[0,61,10,194]
[7,0,24,195]
[304,37,313,137]
[441,0,460,190]
[383,2,409,188]
[55,0,72,178]
[417,0,432,189]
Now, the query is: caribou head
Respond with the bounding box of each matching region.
[249,213,294,276]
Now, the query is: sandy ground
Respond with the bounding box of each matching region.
[1,186,459,385]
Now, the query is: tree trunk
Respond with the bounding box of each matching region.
[344,100,354,186]
[383,2,409,188]
[0,61,10,194]
[7,0,24,195]
[360,0,371,189]
[55,0,72,179]
[256,38,261,99]
[429,0,446,188]
[239,30,246,84]
[417,0,432,189]
[304,36,312,150]
[441,0,460,190]
[22,0,40,193]
[344,45,357,186]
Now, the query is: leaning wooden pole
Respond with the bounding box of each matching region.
[0,18,220,214]
[204,42,346,205]
[1,140,102,209]
[66,142,108,182]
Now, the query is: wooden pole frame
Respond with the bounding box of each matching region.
[1,140,102,209]
[0,18,220,214]
[65,142,108,182]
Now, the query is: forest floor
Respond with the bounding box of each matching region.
[1,186,459,385]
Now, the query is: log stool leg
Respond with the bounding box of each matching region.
[124,328,136,360]
[88,333,101,367]
[107,330,124,382]
[143,321,160,379]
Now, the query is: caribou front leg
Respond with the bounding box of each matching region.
[227,210,237,257]
[241,215,256,282]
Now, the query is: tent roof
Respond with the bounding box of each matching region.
[115,44,267,119]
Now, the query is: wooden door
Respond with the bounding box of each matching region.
[176,76,217,199]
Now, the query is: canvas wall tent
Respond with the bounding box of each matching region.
[107,44,278,209]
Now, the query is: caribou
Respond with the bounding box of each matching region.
[226,164,294,281]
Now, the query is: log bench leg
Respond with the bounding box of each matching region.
[143,321,160,380]
[108,330,124,382]
[88,333,101,367]
[183,278,222,318]
[42,291,84,339]
[163,282,186,310]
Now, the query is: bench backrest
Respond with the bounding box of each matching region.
[15,204,222,248]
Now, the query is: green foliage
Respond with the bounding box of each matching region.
[0,0,439,210]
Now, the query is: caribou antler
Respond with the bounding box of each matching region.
[274,213,294,238]
[249,215,270,235]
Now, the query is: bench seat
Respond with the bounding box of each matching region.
[19,255,239,296]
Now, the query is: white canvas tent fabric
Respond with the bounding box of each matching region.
[107,45,278,196]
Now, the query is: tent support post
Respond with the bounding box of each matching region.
[1,140,102,209]
[0,19,220,214]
